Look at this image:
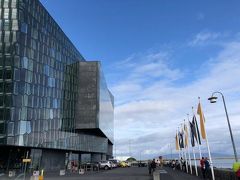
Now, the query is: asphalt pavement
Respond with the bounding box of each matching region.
[44,167,153,180]
[0,166,203,180]
[160,167,202,180]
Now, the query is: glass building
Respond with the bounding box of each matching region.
[0,0,114,172]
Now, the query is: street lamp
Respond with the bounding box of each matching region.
[208,91,238,162]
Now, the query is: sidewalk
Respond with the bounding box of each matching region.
[159,167,202,180]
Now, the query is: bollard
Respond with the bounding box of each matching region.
[59,169,65,176]
[153,170,160,180]
[79,168,84,175]
[9,170,16,177]
[39,169,44,180]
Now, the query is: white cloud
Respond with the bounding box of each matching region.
[189,31,222,46]
[111,40,240,160]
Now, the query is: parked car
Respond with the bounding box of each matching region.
[98,161,112,170]
[119,161,128,168]
[138,162,147,167]
[109,159,120,168]
[125,161,131,167]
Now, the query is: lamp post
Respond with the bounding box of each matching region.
[208,91,238,162]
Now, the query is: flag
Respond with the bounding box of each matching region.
[175,133,180,150]
[178,131,184,149]
[189,121,195,147]
[197,102,206,139]
[184,124,188,148]
[192,115,201,145]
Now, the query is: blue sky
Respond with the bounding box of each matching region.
[40,0,240,160]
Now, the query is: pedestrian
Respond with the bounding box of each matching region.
[204,157,211,179]
[148,160,152,175]
[180,157,184,171]
[180,157,186,172]
[237,168,240,180]
[200,157,206,179]
[172,160,176,170]
[176,160,180,170]
[233,162,240,180]
[151,159,156,173]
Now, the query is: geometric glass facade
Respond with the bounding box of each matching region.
[0,0,114,171]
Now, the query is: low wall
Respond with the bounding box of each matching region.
[187,165,238,180]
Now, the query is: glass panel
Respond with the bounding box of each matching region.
[0,95,3,106]
[22,57,28,69]
[21,23,28,34]
[5,69,12,79]
[7,122,14,136]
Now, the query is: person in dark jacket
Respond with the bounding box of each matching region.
[205,157,211,179]
[151,159,156,173]
[200,157,206,179]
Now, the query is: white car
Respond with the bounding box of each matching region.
[109,159,119,168]
[99,161,112,170]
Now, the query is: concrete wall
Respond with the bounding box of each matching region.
[187,165,238,180]
[41,149,65,171]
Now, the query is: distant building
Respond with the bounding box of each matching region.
[0,0,114,171]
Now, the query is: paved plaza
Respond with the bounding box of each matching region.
[44,167,153,180]
[0,166,203,180]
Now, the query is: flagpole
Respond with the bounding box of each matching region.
[186,117,192,174]
[180,148,183,169]
[177,129,182,170]
[198,97,215,180]
[178,148,181,170]
[192,107,202,160]
[184,145,189,173]
[192,145,198,176]
[182,124,189,173]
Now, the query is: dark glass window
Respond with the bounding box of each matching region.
[0,95,3,106]
[0,56,3,66]
[0,122,5,134]
[0,109,3,120]
[0,44,3,54]
[4,95,11,107]
[5,56,12,66]
[21,23,28,34]
[5,69,12,79]
[14,68,20,81]
[0,82,3,93]
[14,56,20,68]
[0,20,2,30]
[5,82,12,93]
[0,69,3,79]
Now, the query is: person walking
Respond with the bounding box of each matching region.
[172,160,176,170]
[151,159,156,173]
[200,157,206,179]
[204,157,210,179]
[180,157,185,171]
